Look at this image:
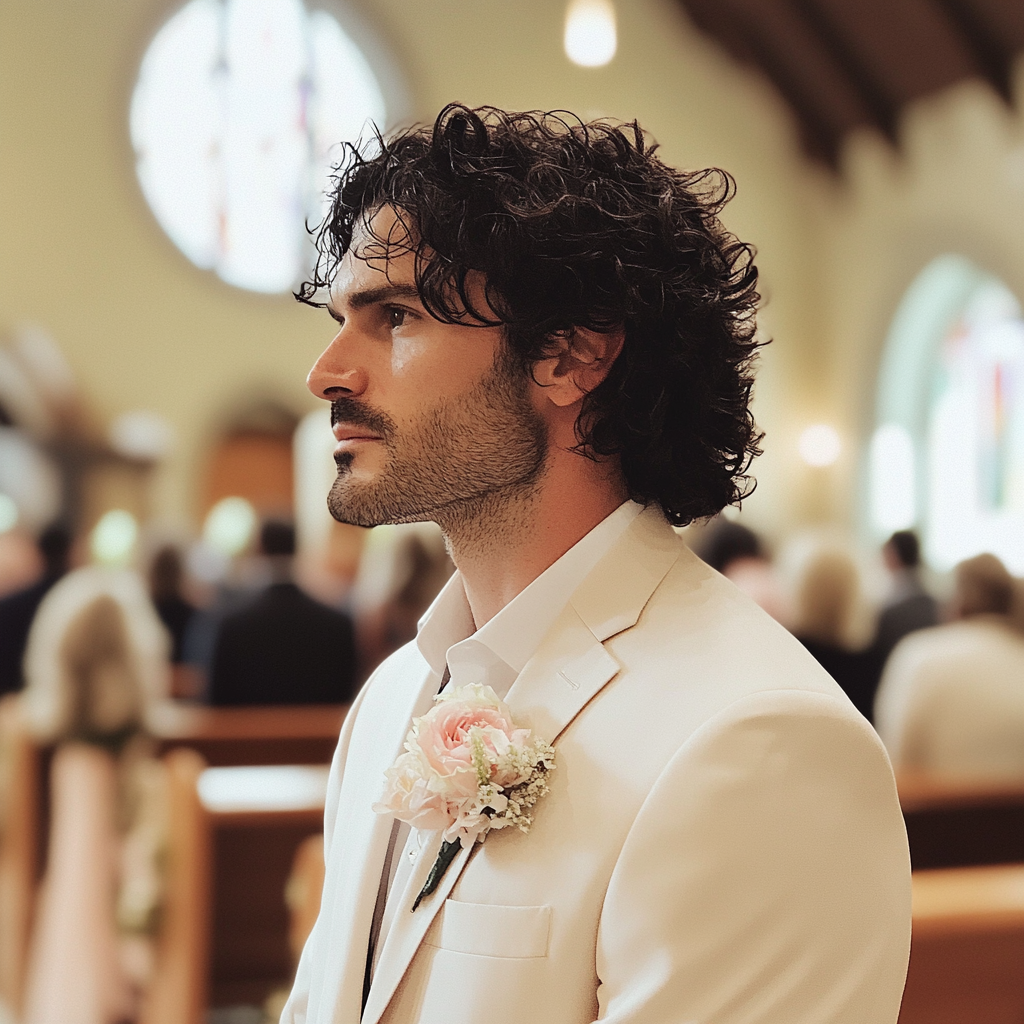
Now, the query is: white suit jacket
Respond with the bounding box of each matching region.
[283,507,911,1024]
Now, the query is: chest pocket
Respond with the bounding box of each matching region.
[425,899,551,959]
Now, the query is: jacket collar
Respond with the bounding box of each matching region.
[414,500,644,684]
[501,503,681,746]
[362,504,682,1024]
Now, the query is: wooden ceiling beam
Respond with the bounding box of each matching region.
[788,0,901,143]
[729,16,847,165]
[679,0,848,165]
[930,0,1015,103]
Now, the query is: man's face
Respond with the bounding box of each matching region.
[306,207,548,529]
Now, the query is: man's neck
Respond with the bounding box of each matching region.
[440,448,629,628]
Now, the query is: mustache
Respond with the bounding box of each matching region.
[330,398,396,439]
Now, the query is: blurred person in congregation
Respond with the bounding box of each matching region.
[0,524,72,697]
[0,528,46,599]
[17,562,170,1024]
[349,522,453,674]
[790,543,879,722]
[692,517,788,622]
[147,544,195,665]
[872,530,938,669]
[207,519,357,706]
[874,552,1024,780]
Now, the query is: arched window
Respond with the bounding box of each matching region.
[130,0,394,293]
[869,255,1024,572]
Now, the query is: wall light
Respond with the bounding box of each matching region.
[798,424,842,468]
[90,509,139,566]
[564,0,617,68]
[203,496,258,557]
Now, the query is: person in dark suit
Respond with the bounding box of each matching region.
[873,530,939,668]
[0,524,72,697]
[207,520,357,706]
[149,544,195,664]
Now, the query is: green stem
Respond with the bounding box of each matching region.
[412,838,462,912]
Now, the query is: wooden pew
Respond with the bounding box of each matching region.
[898,771,1024,869]
[0,696,38,1017]
[900,863,1024,1024]
[149,702,348,767]
[0,698,342,1021]
[142,748,211,1024]
[0,721,213,1024]
[197,764,329,1009]
[145,699,345,1007]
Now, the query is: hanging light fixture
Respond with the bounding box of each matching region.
[564,0,617,68]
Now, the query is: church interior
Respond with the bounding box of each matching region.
[2,0,1024,1021]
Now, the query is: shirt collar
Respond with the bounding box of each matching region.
[415,500,643,682]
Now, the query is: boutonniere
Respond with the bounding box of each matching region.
[373,683,556,910]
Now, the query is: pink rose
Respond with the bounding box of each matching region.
[375,683,544,840]
[416,700,518,790]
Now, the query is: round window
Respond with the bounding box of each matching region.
[130,0,388,293]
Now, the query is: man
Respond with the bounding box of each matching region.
[208,520,357,705]
[873,529,939,669]
[284,105,910,1024]
[875,552,1024,779]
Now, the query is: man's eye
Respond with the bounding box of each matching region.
[388,307,408,329]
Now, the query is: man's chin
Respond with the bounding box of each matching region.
[327,480,433,529]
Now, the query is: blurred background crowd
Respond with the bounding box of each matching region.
[6,500,1024,780]
[4,0,1024,1021]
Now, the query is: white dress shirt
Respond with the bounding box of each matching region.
[370,500,642,973]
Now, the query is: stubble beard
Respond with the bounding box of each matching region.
[327,353,549,546]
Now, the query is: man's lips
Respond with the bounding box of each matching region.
[332,424,382,443]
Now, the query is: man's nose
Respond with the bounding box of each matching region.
[307,331,369,400]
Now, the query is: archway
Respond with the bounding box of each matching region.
[869,255,1024,572]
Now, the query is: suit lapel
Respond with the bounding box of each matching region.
[362,507,682,1023]
[361,829,475,1024]
[505,505,682,746]
[307,652,438,1024]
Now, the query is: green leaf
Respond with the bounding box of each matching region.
[412,838,462,912]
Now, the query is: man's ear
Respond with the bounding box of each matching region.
[531,326,625,408]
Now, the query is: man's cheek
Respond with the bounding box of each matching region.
[390,335,430,375]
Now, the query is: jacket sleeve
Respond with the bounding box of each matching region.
[595,689,912,1024]
[280,682,370,1024]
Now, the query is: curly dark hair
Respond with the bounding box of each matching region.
[298,103,764,526]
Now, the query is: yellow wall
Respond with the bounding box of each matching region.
[14,0,1016,543]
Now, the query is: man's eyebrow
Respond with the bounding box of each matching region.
[344,284,423,311]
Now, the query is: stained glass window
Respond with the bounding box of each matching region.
[130,0,387,293]
[870,256,1024,572]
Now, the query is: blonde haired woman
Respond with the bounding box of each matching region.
[19,566,169,1024]
[788,542,880,721]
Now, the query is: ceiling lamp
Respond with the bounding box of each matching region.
[564,0,617,68]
